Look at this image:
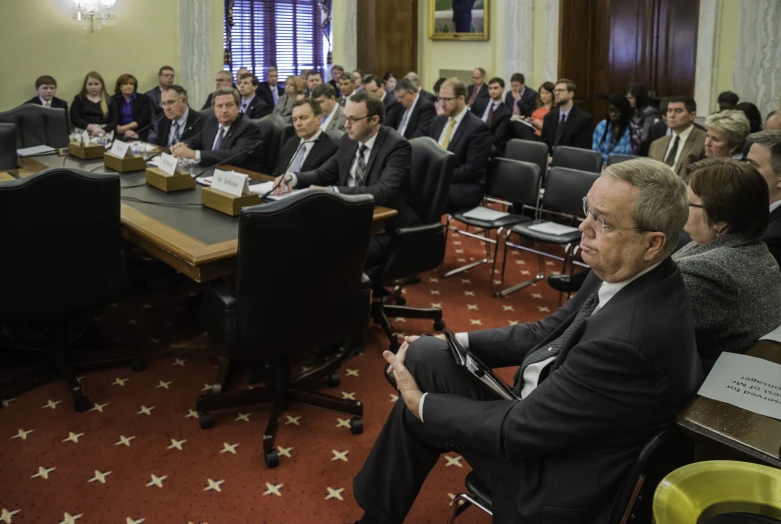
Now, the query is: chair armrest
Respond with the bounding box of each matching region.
[383,223,446,282]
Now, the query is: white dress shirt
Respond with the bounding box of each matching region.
[285,130,322,172]
[664,124,694,169]
[167,108,190,147]
[240,95,256,114]
[398,93,420,136]
[39,96,52,107]
[321,104,339,132]
[420,262,663,420]
[437,105,469,147]
[480,99,502,123]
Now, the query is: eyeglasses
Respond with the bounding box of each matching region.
[160,97,184,107]
[345,115,371,124]
[582,197,654,234]
[437,97,456,103]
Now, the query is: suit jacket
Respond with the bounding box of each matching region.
[397,97,437,139]
[762,205,781,268]
[144,87,164,142]
[382,92,403,129]
[419,89,438,105]
[423,258,703,522]
[323,104,347,132]
[541,105,594,151]
[471,98,512,155]
[155,108,205,148]
[674,233,781,370]
[648,127,706,178]
[467,83,489,105]
[113,93,152,139]
[504,87,537,118]
[240,96,272,120]
[184,114,262,169]
[328,79,342,97]
[295,126,418,229]
[428,111,492,210]
[642,121,706,157]
[202,92,214,111]
[257,82,284,109]
[272,132,339,177]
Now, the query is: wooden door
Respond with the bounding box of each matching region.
[357,0,418,78]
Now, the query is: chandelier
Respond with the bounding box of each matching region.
[72,0,117,32]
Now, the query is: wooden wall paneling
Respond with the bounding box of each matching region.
[357,0,418,79]
[558,0,596,117]
[608,0,656,94]
[653,0,699,98]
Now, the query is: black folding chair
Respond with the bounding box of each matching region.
[551,145,603,173]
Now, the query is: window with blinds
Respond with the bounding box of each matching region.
[224,0,325,82]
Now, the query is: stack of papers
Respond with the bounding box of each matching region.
[527,221,580,235]
[17,145,56,157]
[461,206,510,221]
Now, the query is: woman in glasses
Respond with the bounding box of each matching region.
[674,158,781,371]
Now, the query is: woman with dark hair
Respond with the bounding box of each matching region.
[528,81,554,136]
[675,158,781,371]
[625,83,660,144]
[591,94,634,164]
[736,102,763,134]
[383,72,398,92]
[113,74,151,140]
[70,71,118,137]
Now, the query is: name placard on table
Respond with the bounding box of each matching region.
[211,169,251,197]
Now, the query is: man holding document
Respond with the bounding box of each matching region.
[353,158,704,524]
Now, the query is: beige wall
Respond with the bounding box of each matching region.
[712,0,740,106]
[0,0,180,109]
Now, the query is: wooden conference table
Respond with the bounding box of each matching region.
[4,152,397,282]
[677,340,781,469]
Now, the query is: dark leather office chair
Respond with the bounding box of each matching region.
[442,159,541,295]
[0,105,69,148]
[249,113,292,175]
[198,108,214,122]
[608,153,640,166]
[367,137,454,351]
[0,168,143,411]
[496,167,597,297]
[0,123,17,170]
[551,145,603,173]
[448,427,693,523]
[503,139,549,181]
[195,191,374,468]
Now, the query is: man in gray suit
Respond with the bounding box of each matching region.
[353,158,704,524]
[312,83,346,132]
[649,96,706,178]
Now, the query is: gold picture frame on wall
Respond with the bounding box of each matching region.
[429,0,489,41]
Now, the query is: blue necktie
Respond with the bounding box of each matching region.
[214,127,225,150]
[169,121,180,146]
[272,88,278,105]
[288,142,306,173]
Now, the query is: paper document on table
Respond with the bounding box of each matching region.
[17,145,56,157]
[697,352,781,421]
[196,176,212,186]
[527,221,580,235]
[461,206,510,221]
[760,322,781,343]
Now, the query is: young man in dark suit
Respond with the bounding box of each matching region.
[505,72,537,117]
[271,98,339,176]
[25,75,68,111]
[471,77,512,155]
[328,65,345,97]
[353,159,703,524]
[155,85,205,148]
[237,73,271,120]
[363,75,402,130]
[257,66,284,109]
[540,78,594,152]
[273,91,417,264]
[171,87,262,170]
[428,77,492,212]
[466,67,490,107]
[393,78,436,139]
[747,130,781,267]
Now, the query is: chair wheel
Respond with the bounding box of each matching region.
[130,358,146,372]
[433,319,445,331]
[74,395,91,413]
[264,449,279,468]
[395,296,407,306]
[199,412,214,429]
[350,417,363,435]
[328,372,341,387]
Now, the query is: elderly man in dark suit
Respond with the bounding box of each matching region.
[467,67,489,107]
[393,77,436,139]
[747,130,781,267]
[202,70,234,110]
[171,87,261,170]
[471,77,512,155]
[541,78,594,152]
[273,91,417,264]
[428,77,492,212]
[155,85,205,148]
[257,66,284,109]
[352,158,703,524]
[505,72,537,118]
[271,98,339,176]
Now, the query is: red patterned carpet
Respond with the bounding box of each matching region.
[0,228,568,524]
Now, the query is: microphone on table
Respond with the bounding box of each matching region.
[191,139,264,180]
[145,116,203,163]
[117,112,167,142]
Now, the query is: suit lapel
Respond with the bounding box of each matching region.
[365,127,385,175]
[675,130,698,172]
[340,139,360,186]
[448,113,470,151]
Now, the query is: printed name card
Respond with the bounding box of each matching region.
[81,130,91,146]
[158,153,180,176]
[697,352,781,420]
[211,169,249,197]
[109,140,131,158]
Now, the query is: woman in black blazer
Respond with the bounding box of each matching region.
[113,74,151,140]
[70,71,118,137]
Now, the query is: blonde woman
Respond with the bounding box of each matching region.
[70,71,117,137]
[704,110,750,159]
[273,75,305,120]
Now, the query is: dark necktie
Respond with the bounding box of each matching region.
[169,121,180,146]
[354,144,368,186]
[288,142,307,173]
[486,103,495,128]
[664,135,680,167]
[213,127,225,150]
[554,111,568,146]
[513,291,600,395]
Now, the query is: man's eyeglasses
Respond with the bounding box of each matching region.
[437,97,456,103]
[160,98,184,107]
[582,197,654,234]
[345,115,371,124]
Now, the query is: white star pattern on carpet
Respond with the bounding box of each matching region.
[331,450,349,462]
[390,394,399,402]
[89,402,108,412]
[464,290,475,296]
[285,415,301,425]
[470,319,482,325]
[263,483,283,496]
[30,466,56,480]
[1,398,14,407]
[336,418,351,428]
[341,392,356,400]
[125,518,144,524]
[155,380,172,389]
[42,400,61,409]
[277,446,293,458]
[112,377,129,386]
[173,358,187,366]
[167,439,186,451]
[115,435,135,447]
[325,487,344,501]
[136,405,155,415]
[234,412,251,422]
[467,304,478,310]
[185,409,198,419]
[146,474,167,488]
[203,479,224,492]
[0,509,20,523]
[59,512,82,524]
[431,302,442,308]
[219,442,239,455]
[88,470,111,484]
[11,429,33,440]
[62,432,84,444]
[445,455,463,467]
[502,305,514,311]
